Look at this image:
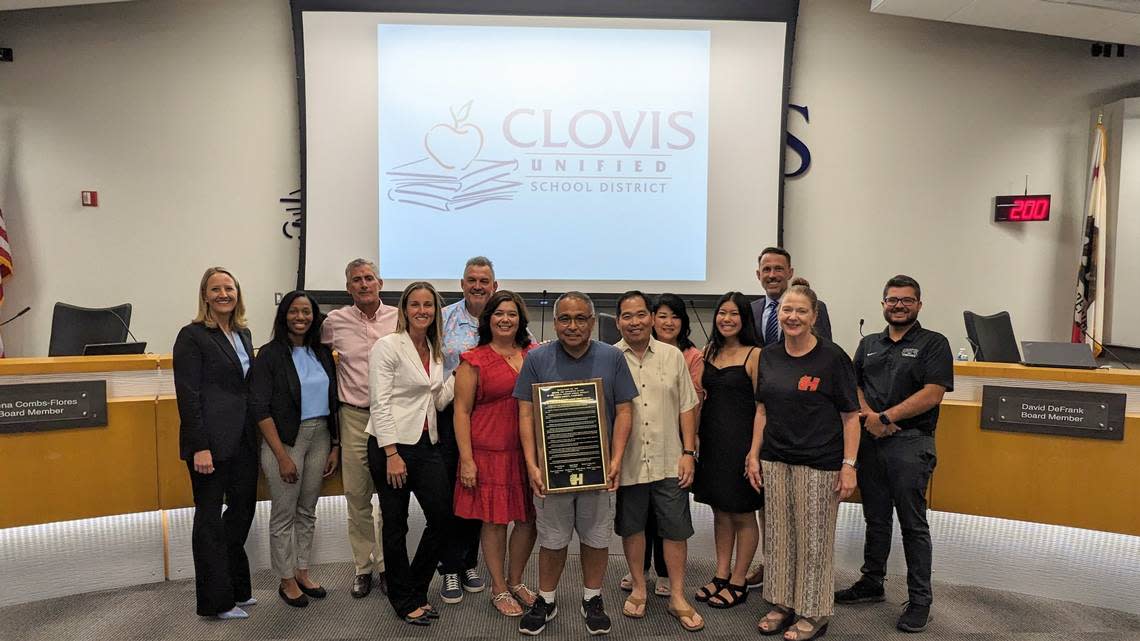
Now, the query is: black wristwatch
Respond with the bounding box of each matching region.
[879,413,892,426]
[682,449,699,461]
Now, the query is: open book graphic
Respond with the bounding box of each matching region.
[386,158,521,212]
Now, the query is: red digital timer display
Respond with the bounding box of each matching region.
[994,195,1050,222]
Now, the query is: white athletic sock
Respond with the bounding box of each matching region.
[583,587,601,600]
[540,590,557,604]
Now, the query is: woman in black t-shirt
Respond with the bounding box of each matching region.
[746,280,860,641]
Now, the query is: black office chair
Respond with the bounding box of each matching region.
[963,310,1020,363]
[596,312,621,345]
[48,302,132,357]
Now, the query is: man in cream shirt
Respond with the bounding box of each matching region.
[320,259,397,598]
[613,291,703,632]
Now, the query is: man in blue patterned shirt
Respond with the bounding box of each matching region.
[437,256,498,603]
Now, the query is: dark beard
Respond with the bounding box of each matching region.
[883,310,917,327]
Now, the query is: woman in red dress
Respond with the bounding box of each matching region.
[452,290,538,617]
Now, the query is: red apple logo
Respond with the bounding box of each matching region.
[424,100,484,171]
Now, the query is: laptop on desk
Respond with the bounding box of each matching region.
[83,341,147,356]
[1020,341,1098,370]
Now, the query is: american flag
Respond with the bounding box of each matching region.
[0,207,11,357]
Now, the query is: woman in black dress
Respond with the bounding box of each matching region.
[692,291,762,609]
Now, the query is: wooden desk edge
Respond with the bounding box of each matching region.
[0,354,170,375]
[955,362,1140,387]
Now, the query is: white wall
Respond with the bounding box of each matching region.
[1104,98,1140,348]
[2,0,1140,356]
[0,0,299,355]
[785,0,1140,354]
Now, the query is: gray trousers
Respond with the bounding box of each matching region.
[261,418,331,579]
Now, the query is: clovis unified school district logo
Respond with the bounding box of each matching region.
[384,100,521,212]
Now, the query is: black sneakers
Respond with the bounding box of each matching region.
[580,595,611,635]
[351,573,372,599]
[897,602,931,633]
[519,596,558,635]
[834,576,886,604]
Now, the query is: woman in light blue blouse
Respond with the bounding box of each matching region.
[249,291,340,608]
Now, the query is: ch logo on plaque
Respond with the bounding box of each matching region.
[532,378,610,494]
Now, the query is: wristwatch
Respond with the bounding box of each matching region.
[878,412,892,426]
[842,458,858,469]
[682,449,699,461]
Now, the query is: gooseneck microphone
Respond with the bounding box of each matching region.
[539,290,548,343]
[104,308,139,343]
[858,318,865,337]
[0,306,31,327]
[1078,328,1132,370]
[687,299,709,341]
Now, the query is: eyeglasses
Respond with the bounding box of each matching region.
[555,314,594,326]
[883,297,919,307]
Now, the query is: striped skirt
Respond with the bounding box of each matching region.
[760,460,840,618]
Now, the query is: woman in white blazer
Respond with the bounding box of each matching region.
[366,282,455,625]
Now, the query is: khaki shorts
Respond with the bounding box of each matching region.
[534,490,615,550]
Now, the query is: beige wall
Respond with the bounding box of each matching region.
[0,0,299,355]
[1,0,1139,355]
[785,0,1140,353]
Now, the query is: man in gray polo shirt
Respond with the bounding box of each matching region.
[514,292,638,636]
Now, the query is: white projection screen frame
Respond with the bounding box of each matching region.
[293,1,799,303]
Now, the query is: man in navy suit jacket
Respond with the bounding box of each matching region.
[751,246,832,346]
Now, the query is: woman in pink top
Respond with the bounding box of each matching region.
[653,293,704,409]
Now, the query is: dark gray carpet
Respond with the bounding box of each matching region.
[1,558,1138,640]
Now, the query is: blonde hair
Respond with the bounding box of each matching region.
[395,281,444,361]
[193,266,248,329]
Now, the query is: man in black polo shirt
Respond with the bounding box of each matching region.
[835,275,953,634]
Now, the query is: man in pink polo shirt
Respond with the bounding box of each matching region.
[321,258,398,598]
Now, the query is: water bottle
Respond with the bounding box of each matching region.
[956,347,970,362]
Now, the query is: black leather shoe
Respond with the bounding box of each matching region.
[376,571,388,595]
[278,586,309,608]
[297,580,327,599]
[352,573,373,599]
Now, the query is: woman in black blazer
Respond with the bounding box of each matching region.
[249,291,340,608]
[173,266,259,620]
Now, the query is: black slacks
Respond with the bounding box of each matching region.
[857,429,937,606]
[186,443,258,616]
[436,403,484,575]
[368,432,454,618]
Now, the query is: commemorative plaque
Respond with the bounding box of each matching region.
[532,378,609,493]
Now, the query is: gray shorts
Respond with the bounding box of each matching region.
[614,478,694,541]
[534,490,615,550]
